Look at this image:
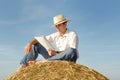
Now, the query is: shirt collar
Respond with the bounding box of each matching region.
[64,29,69,37]
[57,29,69,37]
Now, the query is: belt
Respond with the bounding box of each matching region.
[56,51,63,54]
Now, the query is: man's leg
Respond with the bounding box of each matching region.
[47,48,78,62]
[34,43,51,59]
[20,43,51,66]
[20,45,38,66]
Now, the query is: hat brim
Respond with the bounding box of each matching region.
[54,20,70,26]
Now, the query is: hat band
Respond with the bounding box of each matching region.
[55,19,68,25]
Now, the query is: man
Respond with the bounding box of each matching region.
[19,14,79,69]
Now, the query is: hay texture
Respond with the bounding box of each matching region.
[7,61,109,80]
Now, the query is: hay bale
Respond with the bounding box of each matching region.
[7,61,109,80]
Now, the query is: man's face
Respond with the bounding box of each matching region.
[55,22,67,33]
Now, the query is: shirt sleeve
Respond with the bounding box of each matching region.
[45,33,56,42]
[69,32,79,49]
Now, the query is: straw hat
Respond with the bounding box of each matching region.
[53,14,70,25]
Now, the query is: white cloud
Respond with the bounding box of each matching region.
[21,5,49,21]
[0,0,50,25]
[80,44,120,55]
[0,45,21,56]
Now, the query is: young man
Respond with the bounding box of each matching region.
[19,14,79,69]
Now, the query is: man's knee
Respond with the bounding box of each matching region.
[66,48,77,62]
[66,48,76,55]
[33,42,41,53]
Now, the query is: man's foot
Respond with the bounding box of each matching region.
[17,64,26,72]
[17,60,49,71]
[27,60,37,66]
[36,60,48,64]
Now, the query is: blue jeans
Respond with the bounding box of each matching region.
[20,43,78,66]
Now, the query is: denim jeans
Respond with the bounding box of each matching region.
[20,43,78,66]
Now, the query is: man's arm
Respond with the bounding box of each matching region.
[24,38,38,54]
[69,32,78,49]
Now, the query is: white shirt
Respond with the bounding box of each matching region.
[46,29,79,52]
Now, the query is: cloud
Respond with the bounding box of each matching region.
[0,60,18,64]
[21,5,49,21]
[80,44,120,55]
[0,45,21,56]
[0,0,50,25]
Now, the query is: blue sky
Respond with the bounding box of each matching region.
[0,0,120,80]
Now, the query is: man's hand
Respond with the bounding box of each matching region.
[24,43,32,54]
[24,39,38,54]
[47,49,56,56]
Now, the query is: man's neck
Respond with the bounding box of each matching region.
[60,28,67,36]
